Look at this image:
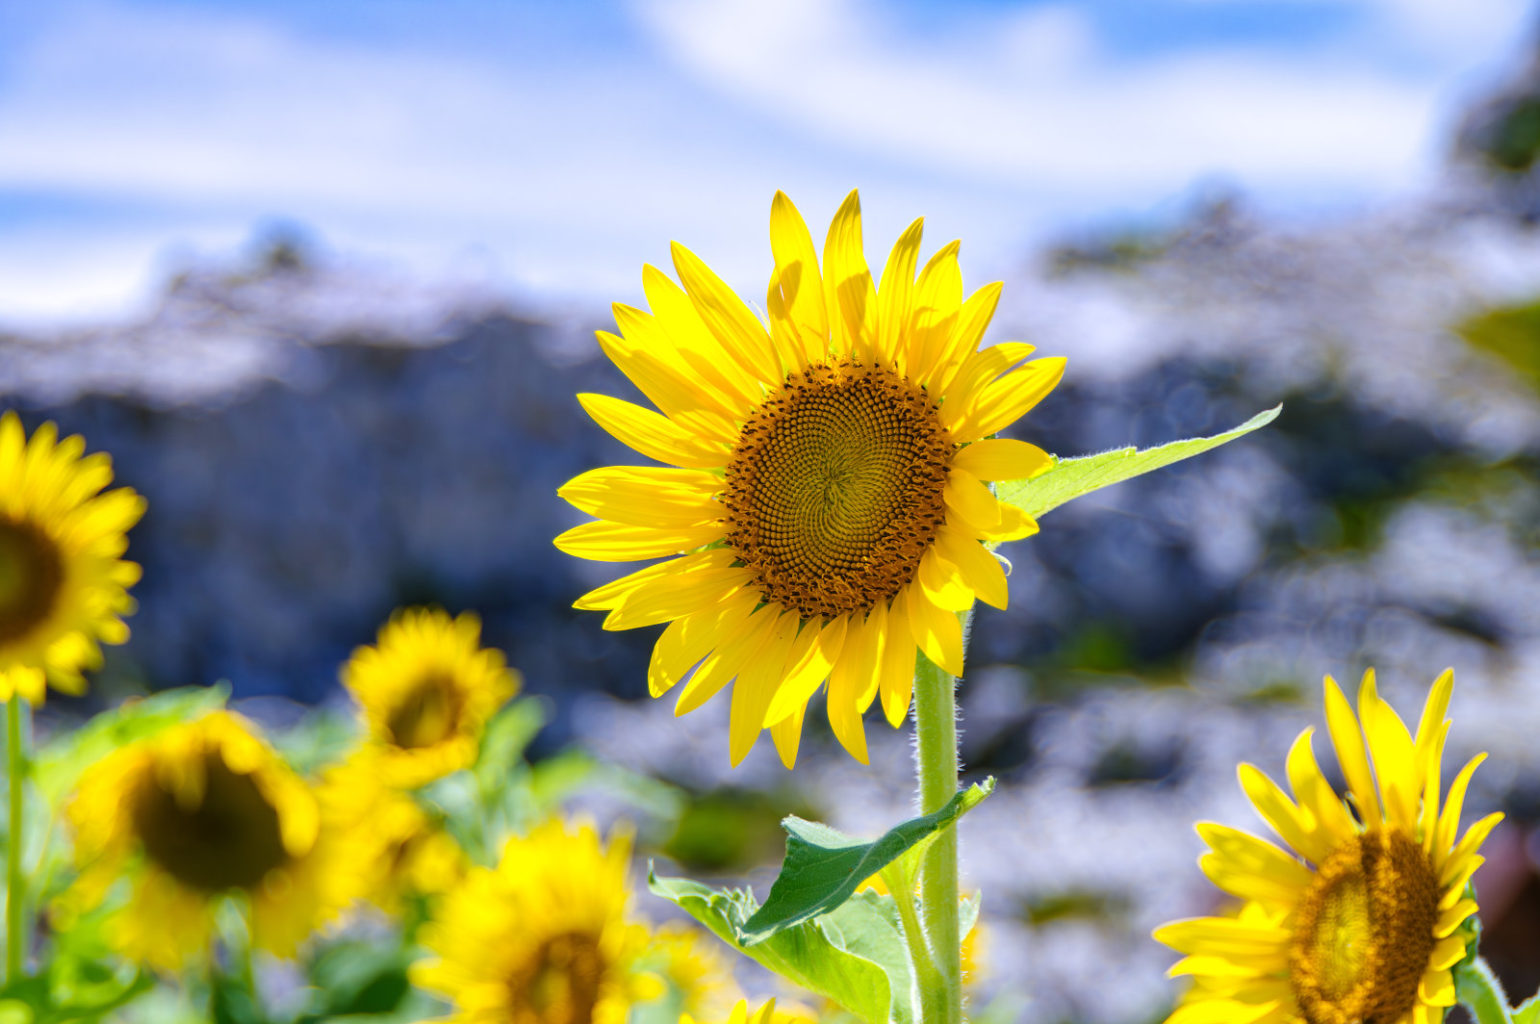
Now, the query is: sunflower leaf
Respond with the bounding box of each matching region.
[1516,995,1540,1024]
[994,405,1281,522]
[648,870,914,1024]
[739,778,994,944]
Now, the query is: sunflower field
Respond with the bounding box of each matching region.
[1,168,1537,1024]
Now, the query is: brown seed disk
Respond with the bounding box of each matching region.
[0,516,64,646]
[1289,827,1441,1024]
[723,360,954,620]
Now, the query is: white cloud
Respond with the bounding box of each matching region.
[632,0,1530,197]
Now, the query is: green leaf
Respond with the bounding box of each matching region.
[740,779,994,944]
[472,696,548,792]
[995,406,1281,522]
[1515,994,1540,1024]
[648,872,912,1024]
[33,686,228,805]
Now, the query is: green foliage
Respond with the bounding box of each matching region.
[995,406,1281,522]
[1457,299,1540,394]
[1516,994,1540,1024]
[0,964,151,1024]
[648,873,913,1024]
[740,780,994,944]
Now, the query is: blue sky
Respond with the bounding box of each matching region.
[0,0,1533,327]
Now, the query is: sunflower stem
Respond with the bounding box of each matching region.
[1456,955,1515,1024]
[5,697,28,984]
[912,610,970,1024]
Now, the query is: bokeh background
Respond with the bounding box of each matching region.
[4,1,1540,1020]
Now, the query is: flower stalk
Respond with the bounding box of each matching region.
[6,696,27,983]
[911,609,971,1024]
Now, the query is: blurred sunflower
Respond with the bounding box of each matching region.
[412,818,662,1024]
[683,998,821,1024]
[650,920,738,1020]
[0,412,144,703]
[342,607,519,787]
[556,191,1061,766]
[1154,669,1503,1024]
[61,710,353,971]
[318,753,466,916]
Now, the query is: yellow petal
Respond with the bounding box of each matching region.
[554,519,724,562]
[768,191,829,341]
[1435,753,1487,857]
[675,604,779,716]
[614,299,759,415]
[953,439,1052,481]
[923,281,1001,393]
[1442,811,1503,887]
[595,330,740,437]
[917,546,974,612]
[876,217,924,367]
[1434,898,1477,938]
[648,589,760,698]
[603,565,753,631]
[934,525,1008,610]
[558,466,722,528]
[577,393,729,469]
[1283,728,1356,859]
[574,549,730,611]
[770,700,807,770]
[1418,968,1456,1007]
[827,608,883,763]
[765,614,846,726]
[822,190,878,362]
[907,241,963,384]
[906,590,964,676]
[1152,917,1290,956]
[940,342,1035,429]
[878,590,918,727]
[1356,668,1419,830]
[671,241,780,386]
[1238,763,1325,863]
[1323,675,1382,824]
[729,610,801,765]
[952,357,1067,442]
[1428,934,1467,971]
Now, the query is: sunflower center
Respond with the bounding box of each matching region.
[133,751,289,892]
[1289,828,1440,1024]
[385,672,462,749]
[724,360,953,619]
[508,930,605,1024]
[0,517,64,646]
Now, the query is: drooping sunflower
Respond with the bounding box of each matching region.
[341,607,520,787]
[1153,669,1504,1024]
[411,818,663,1024]
[60,710,356,971]
[0,412,145,703]
[317,752,467,916]
[555,191,1062,766]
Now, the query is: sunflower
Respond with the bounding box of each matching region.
[317,752,466,916]
[682,999,821,1024]
[0,412,144,703]
[60,710,354,971]
[555,191,1061,766]
[1153,669,1504,1024]
[341,607,519,787]
[649,920,739,1020]
[411,818,663,1024]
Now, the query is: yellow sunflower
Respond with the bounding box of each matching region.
[555,191,1062,766]
[1153,669,1504,1024]
[411,818,663,1024]
[317,752,466,916]
[60,710,355,971]
[0,412,144,702]
[683,998,821,1024]
[341,607,519,787]
[649,920,739,1020]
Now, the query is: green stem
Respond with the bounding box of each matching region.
[884,862,944,1022]
[6,697,27,983]
[912,609,970,1024]
[1456,956,1514,1024]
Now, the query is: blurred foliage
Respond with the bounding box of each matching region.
[1457,297,1540,391]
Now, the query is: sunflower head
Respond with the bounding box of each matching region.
[318,752,467,916]
[61,710,353,971]
[411,818,664,1024]
[556,191,1062,767]
[1153,669,1504,1024]
[342,607,519,787]
[0,412,145,702]
[648,921,739,1019]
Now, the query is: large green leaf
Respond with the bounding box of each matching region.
[1516,994,1539,1024]
[740,780,994,944]
[648,872,912,1024]
[995,406,1281,521]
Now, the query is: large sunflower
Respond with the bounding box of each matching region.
[1153,669,1504,1024]
[411,818,663,1024]
[0,412,144,703]
[341,607,520,787]
[555,191,1062,766]
[60,710,355,971]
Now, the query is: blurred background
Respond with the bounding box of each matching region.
[4,0,1540,1020]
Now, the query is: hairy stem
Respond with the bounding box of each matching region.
[1456,955,1515,1024]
